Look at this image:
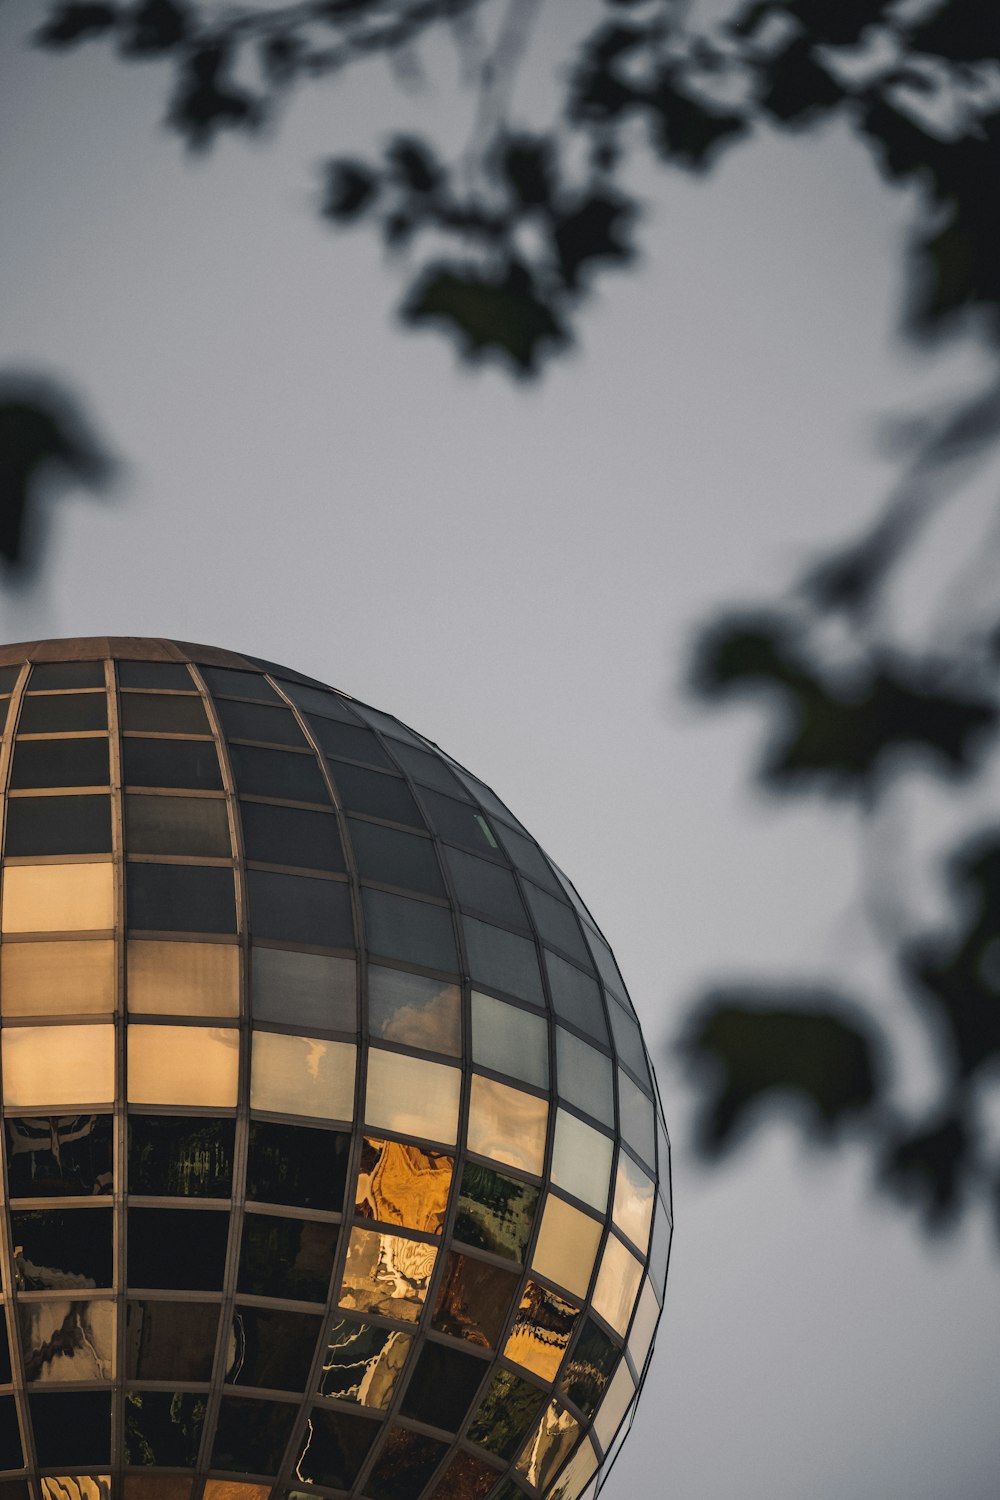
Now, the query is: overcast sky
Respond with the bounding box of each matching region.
[3,3,1000,1497]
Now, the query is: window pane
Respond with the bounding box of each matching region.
[349,820,444,896]
[362,889,457,972]
[126,864,236,934]
[592,1358,636,1451]
[124,1391,204,1467]
[6,1114,113,1198]
[558,1319,619,1419]
[228,745,327,803]
[453,1163,539,1262]
[608,999,650,1084]
[364,1049,460,1145]
[247,870,353,947]
[118,661,194,691]
[618,1070,655,1166]
[293,1406,378,1491]
[399,1341,485,1431]
[210,1396,297,1477]
[420,791,498,852]
[545,952,607,1042]
[19,693,107,734]
[128,1115,235,1197]
[463,918,543,1006]
[538,1429,596,1500]
[0,1396,23,1469]
[551,1111,613,1213]
[30,662,105,691]
[327,763,423,826]
[2,1024,114,1106]
[2,862,114,933]
[246,1120,350,1211]
[250,1031,356,1120]
[471,992,548,1089]
[367,967,460,1056]
[119,693,209,735]
[227,1305,322,1391]
[201,667,281,702]
[626,1279,660,1374]
[19,1299,114,1383]
[338,1227,437,1323]
[467,1076,547,1176]
[123,737,222,791]
[318,1319,411,1408]
[12,1207,112,1287]
[281,682,360,723]
[5,794,112,856]
[445,848,526,927]
[127,940,240,1016]
[515,1401,580,1491]
[555,1030,614,1128]
[591,1234,643,1337]
[522,884,590,964]
[350,704,425,746]
[426,1452,499,1500]
[1,939,115,1016]
[504,1283,579,1382]
[530,1196,602,1300]
[241,802,344,872]
[238,1214,338,1303]
[124,1299,219,1380]
[466,1370,547,1461]
[355,1137,453,1235]
[386,743,466,795]
[127,1024,239,1107]
[612,1153,654,1254]
[308,718,393,768]
[495,825,561,892]
[9,736,109,789]
[29,1392,110,1467]
[128,1207,229,1289]
[216,699,306,747]
[251,947,355,1031]
[364,1428,449,1500]
[125,794,230,856]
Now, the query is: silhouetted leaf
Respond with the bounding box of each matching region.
[36,2,118,46]
[387,136,441,195]
[648,71,749,170]
[167,42,260,147]
[905,0,1000,64]
[775,0,894,46]
[679,991,884,1156]
[322,159,379,220]
[401,262,569,375]
[119,0,189,55]
[552,190,636,291]
[879,1113,972,1231]
[500,136,555,208]
[757,35,845,125]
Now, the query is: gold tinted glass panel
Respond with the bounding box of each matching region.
[250,1031,356,1120]
[1,939,114,1016]
[550,1110,613,1213]
[515,1401,580,1491]
[545,1434,598,1500]
[467,1075,547,1176]
[626,1277,660,1375]
[592,1357,636,1450]
[20,1298,115,1382]
[127,1024,240,1107]
[127,940,240,1017]
[530,1196,602,1301]
[41,1480,111,1500]
[591,1233,643,1337]
[338,1226,438,1323]
[355,1137,453,1235]
[2,1022,115,1106]
[202,1487,271,1500]
[503,1281,579,1382]
[364,1049,460,1145]
[611,1151,655,1254]
[2,862,114,933]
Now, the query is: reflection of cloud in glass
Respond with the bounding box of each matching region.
[382,994,454,1049]
[612,1153,655,1253]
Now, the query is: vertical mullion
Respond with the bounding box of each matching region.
[106,655,127,1493]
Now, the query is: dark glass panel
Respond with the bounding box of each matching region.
[399,1342,485,1431]
[247,870,353,948]
[124,1391,205,1467]
[364,1427,449,1500]
[522,883,591,964]
[294,1406,378,1490]
[280,681,360,724]
[200,666,281,702]
[453,1163,539,1262]
[367,967,461,1055]
[648,1202,671,1291]
[123,737,223,791]
[246,1121,350,1212]
[427,1451,500,1500]
[467,1371,547,1460]
[210,1396,297,1475]
[28,1391,110,1466]
[250,947,356,1032]
[444,849,526,927]
[545,951,608,1043]
[119,693,210,735]
[227,1306,322,1391]
[318,1319,411,1407]
[4,793,112,856]
[127,1208,229,1289]
[241,802,344,872]
[350,704,425,746]
[118,661,195,692]
[237,1214,338,1303]
[362,889,457,972]
[558,1318,620,1418]
[128,1115,236,1197]
[10,736,109,790]
[386,743,467,796]
[18,693,106,734]
[350,821,445,897]
[12,1207,112,1287]
[431,1253,519,1348]
[463,918,544,1006]
[326,764,423,827]
[6,1114,113,1198]
[419,790,499,854]
[124,1300,219,1380]
[0,1316,10,1383]
[228,745,327,804]
[0,1482,26,1500]
[127,863,237,935]
[19,1298,113,1383]
[584,929,627,1002]
[0,665,21,694]
[125,794,231,857]
[608,999,651,1084]
[618,1070,655,1166]
[29,662,105,691]
[495,825,562,893]
[215,700,305,748]
[0,1398,20,1470]
[308,717,393,769]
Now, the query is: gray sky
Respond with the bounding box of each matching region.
[3,3,1000,1496]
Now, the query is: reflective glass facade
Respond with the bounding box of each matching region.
[0,639,672,1500]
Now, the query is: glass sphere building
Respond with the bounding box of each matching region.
[0,639,671,1500]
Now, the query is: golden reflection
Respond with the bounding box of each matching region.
[626,1277,660,1375]
[1,939,115,1016]
[202,1486,271,1500]
[2,862,114,933]
[338,1226,438,1323]
[127,1024,239,1107]
[41,1479,111,1500]
[19,1298,115,1382]
[503,1281,579,1382]
[515,1400,580,1491]
[319,1317,412,1407]
[545,1433,598,1500]
[592,1358,636,1451]
[590,1234,643,1337]
[250,1032,356,1120]
[1,1023,115,1107]
[467,1075,547,1176]
[530,1196,602,1301]
[364,1049,461,1145]
[355,1137,453,1235]
[127,940,239,1016]
[611,1151,655,1253]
